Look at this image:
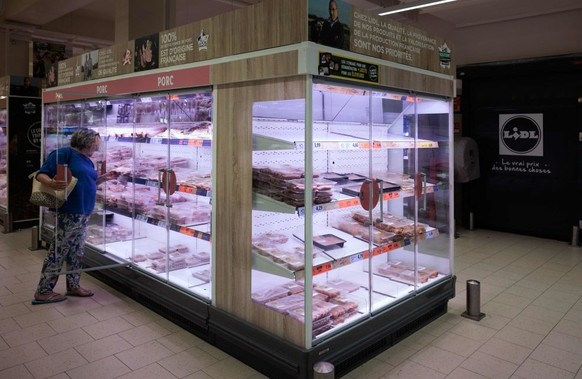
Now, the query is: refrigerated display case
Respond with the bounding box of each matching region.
[249,82,452,342]
[40,75,214,306]
[40,1,456,377]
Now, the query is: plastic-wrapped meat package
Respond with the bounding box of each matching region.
[191,269,211,282]
[264,293,305,314]
[251,286,290,305]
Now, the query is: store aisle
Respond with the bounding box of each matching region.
[0,228,581,379]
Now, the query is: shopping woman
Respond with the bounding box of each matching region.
[32,128,113,304]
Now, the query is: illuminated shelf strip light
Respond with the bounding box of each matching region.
[378,0,458,16]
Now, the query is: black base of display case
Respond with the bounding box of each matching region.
[209,277,455,378]
[82,247,455,379]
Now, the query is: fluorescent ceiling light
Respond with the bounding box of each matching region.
[379,0,458,16]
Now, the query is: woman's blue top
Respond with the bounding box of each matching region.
[38,147,97,215]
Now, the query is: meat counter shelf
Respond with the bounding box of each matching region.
[252,226,439,280]
[252,132,438,151]
[104,135,212,147]
[121,175,212,198]
[252,184,437,216]
[102,206,211,241]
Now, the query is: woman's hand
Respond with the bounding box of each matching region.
[51,179,68,190]
[97,171,118,185]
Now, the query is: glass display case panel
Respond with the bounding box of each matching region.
[251,80,452,341]
[41,88,214,302]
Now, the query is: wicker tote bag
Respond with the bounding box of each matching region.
[29,164,78,208]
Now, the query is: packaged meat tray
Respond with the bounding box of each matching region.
[265,293,305,314]
[340,173,367,182]
[321,172,349,184]
[286,300,337,323]
[252,286,290,305]
[191,269,211,282]
[312,234,346,250]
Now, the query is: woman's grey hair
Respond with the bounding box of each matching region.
[70,128,100,149]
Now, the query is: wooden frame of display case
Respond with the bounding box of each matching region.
[41,0,456,377]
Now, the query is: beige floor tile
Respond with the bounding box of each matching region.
[15,307,64,328]
[38,328,94,354]
[2,322,57,347]
[530,343,582,373]
[543,331,582,355]
[0,364,34,379]
[418,317,456,337]
[117,363,178,379]
[47,312,99,333]
[473,311,511,331]
[383,360,445,379]
[200,356,266,379]
[75,334,133,362]
[0,291,36,307]
[554,318,582,339]
[513,358,575,379]
[496,325,545,349]
[53,297,103,317]
[153,317,184,333]
[118,321,172,346]
[446,367,489,379]
[508,314,558,335]
[66,355,132,379]
[503,285,545,299]
[431,331,482,357]
[483,300,524,319]
[375,343,417,366]
[0,336,8,351]
[197,341,230,360]
[182,370,214,379]
[121,309,164,326]
[115,340,174,370]
[519,304,565,324]
[157,346,219,377]
[460,351,519,379]
[491,292,533,309]
[0,316,21,335]
[0,342,47,371]
[399,330,437,351]
[88,302,140,321]
[409,345,464,375]
[343,357,395,378]
[157,330,206,353]
[532,291,581,313]
[25,348,87,379]
[478,337,532,365]
[0,286,12,297]
[514,278,553,292]
[0,303,31,323]
[448,319,497,343]
[82,315,135,339]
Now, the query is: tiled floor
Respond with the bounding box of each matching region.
[1,227,582,379]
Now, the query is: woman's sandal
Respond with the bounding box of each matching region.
[32,292,67,305]
[65,287,94,297]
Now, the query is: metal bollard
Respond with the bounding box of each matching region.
[28,226,41,251]
[313,361,334,379]
[571,226,580,247]
[461,280,485,321]
[469,212,474,231]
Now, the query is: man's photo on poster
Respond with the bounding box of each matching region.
[309,0,351,50]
